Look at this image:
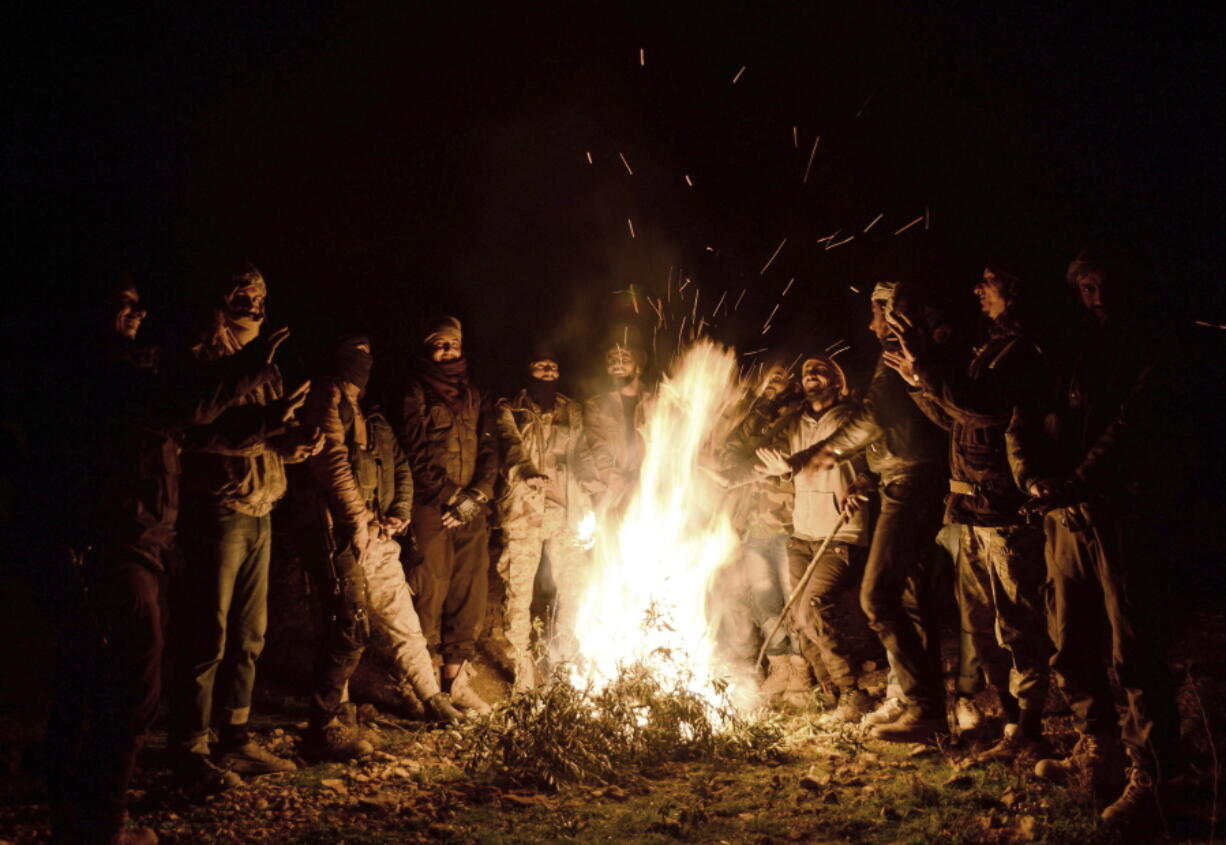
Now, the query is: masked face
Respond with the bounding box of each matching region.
[529,359,560,381]
[606,347,638,382]
[226,282,266,324]
[430,337,462,362]
[975,270,1009,320]
[801,358,840,405]
[760,365,790,400]
[112,287,146,340]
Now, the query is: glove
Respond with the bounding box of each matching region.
[442,488,486,528]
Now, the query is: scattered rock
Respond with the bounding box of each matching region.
[320,778,348,796]
[908,744,936,758]
[798,768,831,791]
[503,793,540,808]
[1001,786,1021,809]
[943,773,974,789]
[822,792,839,804]
[1016,815,1039,840]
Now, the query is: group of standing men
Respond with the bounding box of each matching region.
[49,245,1177,843]
[720,248,1178,829]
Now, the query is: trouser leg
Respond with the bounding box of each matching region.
[1091,509,1179,778]
[715,549,759,664]
[956,525,1013,698]
[439,515,490,665]
[1045,511,1117,736]
[310,542,368,723]
[217,513,270,730]
[545,536,586,664]
[860,477,945,717]
[745,534,794,656]
[495,528,543,661]
[408,527,455,655]
[170,507,251,754]
[50,553,162,838]
[792,540,865,691]
[977,524,1051,715]
[361,534,440,700]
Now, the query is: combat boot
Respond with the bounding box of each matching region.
[1101,766,1159,825]
[449,663,493,715]
[757,655,792,705]
[861,697,906,728]
[976,721,1051,764]
[302,717,373,763]
[1034,732,1125,800]
[869,706,949,745]
[831,688,874,723]
[172,751,241,799]
[512,653,539,693]
[777,655,814,708]
[425,692,463,723]
[215,726,297,775]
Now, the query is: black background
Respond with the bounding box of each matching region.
[7,0,1223,397]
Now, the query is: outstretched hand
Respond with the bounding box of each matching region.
[755,447,791,477]
[257,326,291,364]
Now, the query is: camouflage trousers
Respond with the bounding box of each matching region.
[955,523,1051,712]
[496,525,588,667]
[362,534,440,700]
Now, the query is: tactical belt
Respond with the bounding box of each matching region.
[949,479,1008,495]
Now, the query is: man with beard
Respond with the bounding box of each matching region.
[797,283,948,743]
[883,263,1053,762]
[170,265,321,792]
[1010,249,1179,824]
[493,355,596,689]
[756,356,874,721]
[396,317,498,714]
[718,363,809,706]
[50,279,281,843]
[296,336,460,761]
[584,343,651,512]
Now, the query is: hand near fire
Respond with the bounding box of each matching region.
[882,311,923,387]
[840,476,876,515]
[754,447,791,478]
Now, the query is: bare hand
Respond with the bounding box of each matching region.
[276,380,311,423]
[380,516,407,536]
[884,310,922,361]
[840,476,876,515]
[883,350,921,387]
[755,447,791,477]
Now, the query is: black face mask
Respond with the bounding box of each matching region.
[527,377,558,411]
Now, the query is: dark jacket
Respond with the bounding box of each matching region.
[397,378,499,542]
[70,338,276,569]
[909,320,1044,526]
[300,379,414,536]
[789,356,945,484]
[1007,319,1169,507]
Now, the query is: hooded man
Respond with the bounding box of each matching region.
[583,342,652,512]
[170,265,322,792]
[1009,249,1179,825]
[757,355,874,721]
[493,355,597,688]
[49,279,280,843]
[797,282,949,743]
[394,316,498,714]
[295,335,460,761]
[884,262,1053,762]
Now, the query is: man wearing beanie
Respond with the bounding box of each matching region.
[493,355,597,689]
[171,264,322,792]
[796,282,949,744]
[757,355,875,722]
[294,335,460,761]
[394,316,498,714]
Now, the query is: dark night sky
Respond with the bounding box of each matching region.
[5,1,1224,398]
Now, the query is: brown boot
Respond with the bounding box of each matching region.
[302,717,373,763]
[1034,732,1126,801]
[449,662,493,715]
[861,697,906,728]
[869,706,949,745]
[1101,766,1159,825]
[758,655,792,705]
[830,688,874,723]
[777,655,814,708]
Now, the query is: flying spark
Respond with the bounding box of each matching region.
[712,290,728,317]
[849,285,860,293]
[639,47,645,66]
[761,302,780,332]
[802,135,820,183]
[893,216,924,235]
[732,65,746,84]
[627,218,637,238]
[760,237,787,275]
[685,173,694,187]
[781,277,795,296]
[585,151,593,165]
[733,288,747,311]
[792,125,799,148]
[825,338,846,352]
[817,229,840,244]
[825,234,854,250]
[742,348,767,357]
[863,213,883,233]
[678,277,692,293]
[618,152,634,175]
[629,284,640,315]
